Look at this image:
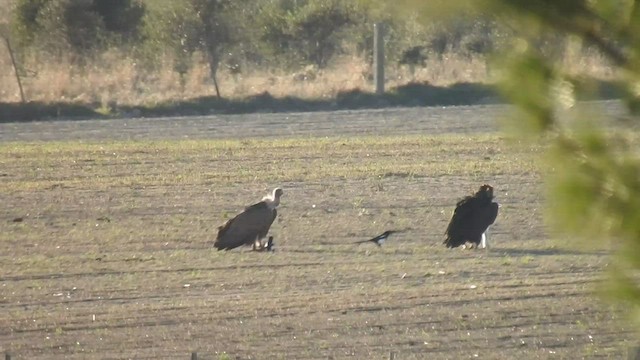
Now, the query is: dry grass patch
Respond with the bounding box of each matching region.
[1,50,492,105]
[1,47,616,107]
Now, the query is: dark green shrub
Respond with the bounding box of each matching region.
[11,0,145,57]
[91,0,145,43]
[254,0,361,68]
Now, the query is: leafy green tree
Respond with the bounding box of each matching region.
[138,3,203,87]
[90,0,145,43]
[255,0,361,68]
[375,0,640,326]
[138,0,245,97]
[188,0,238,97]
[11,0,145,57]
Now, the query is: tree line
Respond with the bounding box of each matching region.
[8,0,513,95]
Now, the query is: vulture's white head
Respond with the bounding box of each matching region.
[263,187,283,209]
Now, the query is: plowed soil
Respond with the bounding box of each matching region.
[1,102,636,359]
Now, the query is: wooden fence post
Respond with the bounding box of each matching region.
[4,36,26,103]
[373,22,385,95]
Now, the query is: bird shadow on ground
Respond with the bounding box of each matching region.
[489,247,610,257]
[2,79,623,122]
[284,245,380,256]
[0,82,499,122]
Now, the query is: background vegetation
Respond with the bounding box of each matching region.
[0,0,614,107]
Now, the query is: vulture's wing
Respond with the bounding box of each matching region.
[478,202,499,231]
[444,196,477,247]
[445,196,476,235]
[214,202,277,250]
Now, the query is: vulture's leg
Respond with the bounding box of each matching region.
[481,229,489,249]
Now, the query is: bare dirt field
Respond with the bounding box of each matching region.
[0,102,637,359]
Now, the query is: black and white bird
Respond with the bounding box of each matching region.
[354,230,397,246]
[253,236,275,252]
[214,188,283,251]
[444,184,499,249]
[265,236,274,251]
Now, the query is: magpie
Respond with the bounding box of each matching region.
[354,230,397,246]
[253,236,275,252]
[265,236,274,252]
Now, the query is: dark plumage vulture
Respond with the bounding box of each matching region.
[444,184,499,249]
[214,188,283,251]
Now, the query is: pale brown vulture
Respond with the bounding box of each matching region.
[444,184,499,249]
[214,188,283,251]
